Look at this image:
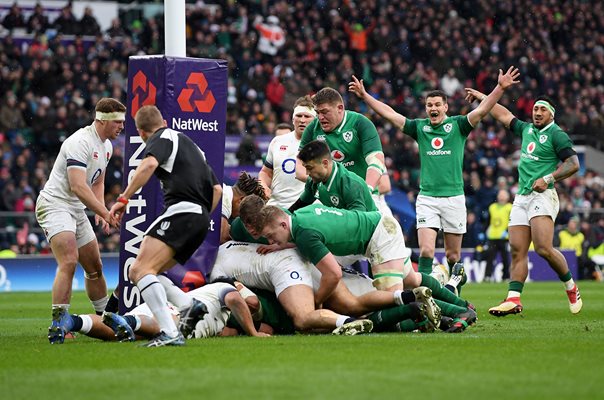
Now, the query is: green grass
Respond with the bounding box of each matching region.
[1,282,602,400]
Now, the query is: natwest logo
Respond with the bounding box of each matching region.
[431,137,444,149]
[131,70,157,118]
[331,150,345,162]
[177,72,216,113]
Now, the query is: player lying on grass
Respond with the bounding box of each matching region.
[213,240,475,333]
[244,195,474,321]
[58,281,270,344]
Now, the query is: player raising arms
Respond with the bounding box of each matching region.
[464,89,582,316]
[348,66,520,294]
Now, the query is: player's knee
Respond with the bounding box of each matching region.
[445,250,460,264]
[419,246,435,258]
[534,245,553,259]
[84,270,103,281]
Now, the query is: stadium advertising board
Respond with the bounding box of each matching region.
[0,251,576,292]
[120,56,226,311]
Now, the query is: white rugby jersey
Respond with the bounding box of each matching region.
[264,131,305,208]
[190,282,236,338]
[221,184,233,219]
[40,123,112,208]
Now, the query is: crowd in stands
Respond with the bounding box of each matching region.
[0,1,602,265]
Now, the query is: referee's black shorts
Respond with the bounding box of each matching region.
[146,211,210,265]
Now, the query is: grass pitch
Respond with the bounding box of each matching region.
[1,282,602,400]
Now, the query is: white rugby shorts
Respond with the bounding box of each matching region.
[416,194,467,234]
[35,194,96,248]
[509,189,559,226]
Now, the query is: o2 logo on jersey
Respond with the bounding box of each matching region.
[290,271,301,280]
[282,158,296,174]
[331,150,345,162]
[431,137,444,150]
[90,168,102,185]
[527,142,536,154]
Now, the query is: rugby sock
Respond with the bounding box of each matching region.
[124,315,141,331]
[395,319,418,332]
[393,290,404,305]
[368,305,415,331]
[399,290,416,305]
[559,271,575,290]
[104,291,119,313]
[137,274,179,337]
[157,274,191,309]
[420,273,467,308]
[506,281,524,302]
[336,315,354,327]
[69,315,83,332]
[52,304,70,313]
[92,295,109,315]
[434,299,467,317]
[418,257,434,274]
[79,315,93,334]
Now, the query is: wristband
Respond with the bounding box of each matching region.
[543,174,555,184]
[117,196,129,205]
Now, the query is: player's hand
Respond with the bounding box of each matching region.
[464,88,485,103]
[348,75,367,99]
[256,244,280,254]
[532,178,548,193]
[95,213,111,234]
[252,332,271,337]
[498,66,520,90]
[109,202,126,226]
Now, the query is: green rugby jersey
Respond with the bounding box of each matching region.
[291,204,381,265]
[510,119,574,195]
[300,110,382,182]
[403,115,473,197]
[299,162,378,211]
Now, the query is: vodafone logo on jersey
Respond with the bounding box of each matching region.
[527,142,536,154]
[431,137,444,149]
[331,150,345,162]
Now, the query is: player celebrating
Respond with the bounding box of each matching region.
[259,96,316,208]
[109,105,222,347]
[464,89,582,315]
[348,66,520,294]
[38,97,125,344]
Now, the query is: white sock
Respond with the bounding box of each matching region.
[507,291,521,299]
[133,315,142,331]
[446,275,463,288]
[393,290,404,306]
[137,274,179,337]
[91,295,109,314]
[564,278,575,290]
[79,315,93,334]
[335,315,351,327]
[157,274,191,310]
[52,304,70,312]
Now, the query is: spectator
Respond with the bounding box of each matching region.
[2,3,26,31]
[79,7,101,36]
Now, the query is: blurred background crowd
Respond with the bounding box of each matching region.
[0,0,602,277]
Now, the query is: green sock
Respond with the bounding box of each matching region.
[368,305,415,332]
[418,256,434,274]
[558,271,572,282]
[421,273,467,308]
[396,319,418,332]
[508,280,524,293]
[434,299,467,317]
